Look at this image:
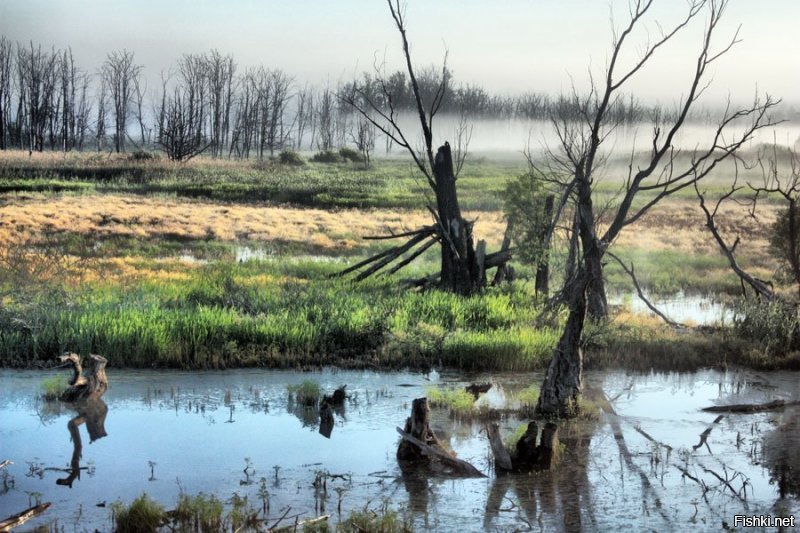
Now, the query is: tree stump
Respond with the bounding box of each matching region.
[489,421,559,473]
[59,353,108,402]
[397,397,485,477]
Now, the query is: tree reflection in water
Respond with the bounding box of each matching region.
[56,398,108,488]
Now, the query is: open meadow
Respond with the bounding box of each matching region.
[0,149,793,372]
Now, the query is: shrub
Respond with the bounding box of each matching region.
[278,149,305,166]
[338,147,364,163]
[128,150,158,162]
[311,150,341,163]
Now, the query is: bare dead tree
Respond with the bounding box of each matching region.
[338,0,510,294]
[749,143,800,295]
[157,82,210,162]
[295,84,313,150]
[316,85,336,151]
[205,49,237,157]
[351,114,376,168]
[0,37,13,150]
[16,42,59,153]
[536,0,779,417]
[95,77,107,151]
[101,49,142,152]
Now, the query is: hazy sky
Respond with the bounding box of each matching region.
[2,0,798,105]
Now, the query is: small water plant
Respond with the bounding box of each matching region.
[112,493,166,533]
[426,386,481,418]
[173,491,224,532]
[288,380,321,407]
[40,375,67,401]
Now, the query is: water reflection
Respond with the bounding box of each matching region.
[57,398,108,488]
[763,409,800,499]
[484,420,595,531]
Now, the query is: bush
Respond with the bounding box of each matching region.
[338,147,364,163]
[128,150,158,162]
[311,150,342,163]
[278,149,305,166]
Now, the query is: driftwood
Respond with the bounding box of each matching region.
[487,421,559,473]
[0,503,51,532]
[701,399,800,413]
[59,353,108,402]
[397,397,485,477]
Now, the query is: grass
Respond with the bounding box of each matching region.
[0,258,559,370]
[112,493,166,533]
[40,375,68,401]
[0,149,794,372]
[337,507,411,533]
[288,380,322,407]
[426,386,479,418]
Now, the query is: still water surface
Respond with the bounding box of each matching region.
[1,368,799,531]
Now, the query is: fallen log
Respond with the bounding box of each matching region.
[0,503,51,532]
[396,428,485,478]
[701,399,800,413]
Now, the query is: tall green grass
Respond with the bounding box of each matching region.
[0,260,557,370]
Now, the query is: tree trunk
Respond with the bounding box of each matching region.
[535,194,555,296]
[536,270,587,417]
[433,143,485,295]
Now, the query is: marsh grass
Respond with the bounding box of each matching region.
[173,492,224,532]
[112,493,166,533]
[337,507,412,533]
[40,375,68,401]
[287,380,322,407]
[426,386,480,418]
[0,258,560,370]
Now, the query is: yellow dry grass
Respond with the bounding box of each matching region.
[612,197,775,258]
[0,193,510,251]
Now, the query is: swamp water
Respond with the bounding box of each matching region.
[1,368,799,532]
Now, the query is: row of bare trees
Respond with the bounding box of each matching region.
[1,34,721,162]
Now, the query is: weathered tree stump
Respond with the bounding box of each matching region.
[397,398,440,461]
[488,421,559,473]
[59,353,108,402]
[397,397,485,477]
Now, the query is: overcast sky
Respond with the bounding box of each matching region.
[1,0,798,106]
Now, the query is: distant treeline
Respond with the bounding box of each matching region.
[0,36,735,160]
